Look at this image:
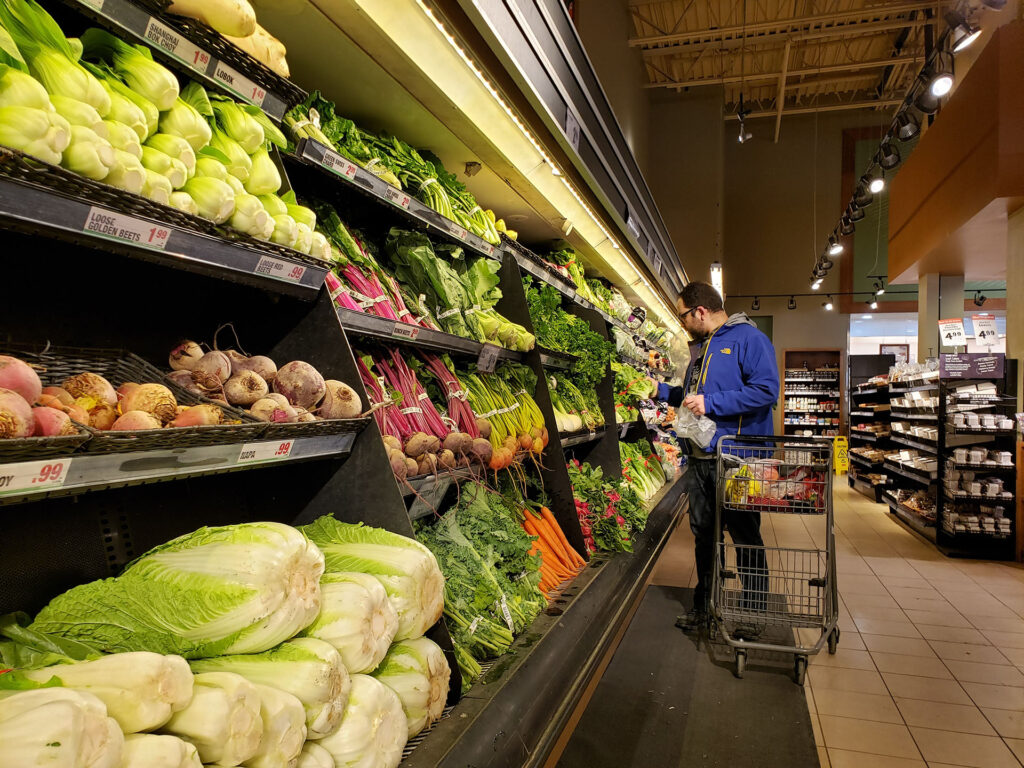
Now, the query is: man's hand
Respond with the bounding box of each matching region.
[682,394,705,416]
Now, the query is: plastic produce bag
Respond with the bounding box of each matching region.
[675,408,716,450]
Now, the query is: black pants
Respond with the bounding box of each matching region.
[684,458,768,612]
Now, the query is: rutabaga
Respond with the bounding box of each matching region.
[295,741,334,768]
[120,733,201,768]
[298,572,399,674]
[244,146,281,196]
[160,672,262,766]
[316,675,408,768]
[246,684,307,768]
[371,637,450,739]
[188,638,349,740]
[19,651,193,734]
[80,29,179,112]
[0,687,123,768]
[31,522,325,659]
[182,175,235,224]
[300,517,444,642]
[62,124,115,180]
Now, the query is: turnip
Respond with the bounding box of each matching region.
[318,380,362,419]
[250,397,296,423]
[404,432,431,459]
[382,434,402,453]
[224,349,249,372]
[169,404,223,427]
[0,389,33,438]
[437,449,456,470]
[41,386,73,406]
[470,437,493,465]
[224,370,268,406]
[85,402,118,430]
[120,383,178,424]
[111,410,162,431]
[476,418,491,439]
[191,350,232,391]
[293,407,317,423]
[266,393,290,407]
[0,356,41,404]
[232,355,277,384]
[273,360,325,409]
[63,372,117,406]
[166,369,204,395]
[32,406,76,436]
[169,340,204,371]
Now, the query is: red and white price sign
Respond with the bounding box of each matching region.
[447,222,468,241]
[143,18,210,74]
[0,458,73,496]
[383,186,411,209]
[254,255,306,283]
[392,322,421,340]
[213,61,266,107]
[84,207,171,250]
[237,441,294,464]
[480,242,495,257]
[319,149,359,180]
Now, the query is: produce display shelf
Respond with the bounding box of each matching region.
[403,467,480,501]
[890,434,938,453]
[63,0,304,120]
[0,176,327,299]
[946,492,1016,503]
[890,411,938,421]
[291,139,499,261]
[850,431,888,442]
[0,433,355,506]
[884,493,937,543]
[889,381,939,394]
[850,454,882,469]
[335,307,523,362]
[950,462,1016,472]
[884,461,938,487]
[503,238,578,298]
[538,349,574,370]
[401,479,685,768]
[560,429,607,448]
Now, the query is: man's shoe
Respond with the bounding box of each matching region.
[675,608,707,632]
[732,623,763,642]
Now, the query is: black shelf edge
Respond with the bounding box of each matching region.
[784,409,841,414]
[850,432,888,442]
[0,433,355,505]
[786,390,841,396]
[335,307,522,361]
[291,139,500,261]
[538,348,574,370]
[890,411,939,422]
[850,454,883,469]
[0,177,327,298]
[63,0,303,120]
[560,428,607,448]
[945,425,1017,436]
[889,382,940,393]
[948,462,1016,472]
[884,494,937,543]
[503,238,578,297]
[946,492,1016,504]
[401,479,686,768]
[884,461,938,487]
[890,434,938,454]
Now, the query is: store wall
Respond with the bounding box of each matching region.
[574,0,650,171]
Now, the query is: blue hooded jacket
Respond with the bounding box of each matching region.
[657,313,779,453]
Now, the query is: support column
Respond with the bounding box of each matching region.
[939,275,965,353]
[1009,208,1024,405]
[918,274,939,362]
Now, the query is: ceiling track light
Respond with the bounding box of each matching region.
[876,140,901,171]
[751,296,760,311]
[788,296,797,310]
[847,203,865,222]
[894,110,920,141]
[873,280,886,296]
[974,291,987,307]
[819,255,834,270]
[870,298,879,310]
[811,279,822,290]
[914,73,943,114]
[840,215,855,236]
[947,11,982,52]
[853,182,873,208]
[823,295,834,311]
[827,234,844,256]
[929,51,955,98]
[866,166,885,194]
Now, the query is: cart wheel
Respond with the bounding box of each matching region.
[794,655,807,685]
[708,620,718,641]
[828,628,840,655]
[734,650,746,679]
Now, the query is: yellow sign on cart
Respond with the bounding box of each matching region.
[833,436,849,475]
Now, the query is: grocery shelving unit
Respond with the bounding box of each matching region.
[846,354,895,502]
[782,349,842,437]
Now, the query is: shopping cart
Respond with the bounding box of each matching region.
[709,435,840,684]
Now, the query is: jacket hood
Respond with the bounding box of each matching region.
[723,312,757,328]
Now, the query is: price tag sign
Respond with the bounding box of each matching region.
[382,185,411,209]
[84,207,170,250]
[972,314,998,348]
[237,440,293,464]
[0,458,72,497]
[479,241,495,257]
[213,61,266,106]
[477,343,501,374]
[625,208,641,242]
[392,322,420,340]
[498,595,514,631]
[447,221,468,241]
[319,149,359,180]
[143,18,210,74]
[939,318,967,349]
[254,255,307,282]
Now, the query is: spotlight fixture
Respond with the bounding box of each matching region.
[854,182,873,209]
[895,110,920,140]
[840,215,855,236]
[737,95,753,143]
[874,280,886,296]
[870,299,879,310]
[974,291,987,307]
[827,234,844,256]
[751,296,760,311]
[823,295,834,311]
[811,279,822,290]
[819,255,834,270]
[876,140,901,171]
[947,11,982,52]
[867,167,885,194]
[813,265,827,278]
[788,296,797,310]
[927,51,954,99]
[847,203,865,222]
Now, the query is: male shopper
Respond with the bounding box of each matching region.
[654,282,778,633]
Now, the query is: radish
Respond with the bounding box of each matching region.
[169,404,223,427]
[273,361,325,409]
[32,406,76,436]
[0,356,41,404]
[250,397,297,423]
[120,383,178,424]
[318,380,362,419]
[232,355,277,384]
[111,410,162,431]
[224,370,268,406]
[41,386,73,406]
[63,372,117,406]
[169,340,204,371]
[191,351,232,391]
[0,389,33,438]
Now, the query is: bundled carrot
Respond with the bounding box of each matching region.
[522,506,585,596]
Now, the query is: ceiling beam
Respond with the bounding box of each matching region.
[724,98,904,120]
[629,2,933,48]
[645,54,924,90]
[774,39,792,143]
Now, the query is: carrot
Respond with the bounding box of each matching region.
[541,507,585,567]
[526,516,573,569]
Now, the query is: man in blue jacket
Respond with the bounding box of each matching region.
[655,281,779,633]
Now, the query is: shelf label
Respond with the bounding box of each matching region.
[84,207,170,250]
[498,595,514,631]
[254,255,306,282]
[477,343,501,374]
[0,458,72,496]
[971,314,998,348]
[318,148,359,180]
[625,208,641,242]
[392,322,420,340]
[383,185,411,209]
[213,61,266,107]
[940,353,1004,379]
[938,318,966,349]
[237,440,293,464]
[446,221,468,241]
[144,17,210,74]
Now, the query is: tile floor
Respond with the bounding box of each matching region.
[650,479,1024,768]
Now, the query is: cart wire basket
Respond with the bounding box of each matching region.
[710,434,840,684]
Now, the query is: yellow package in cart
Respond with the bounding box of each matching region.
[725,464,761,504]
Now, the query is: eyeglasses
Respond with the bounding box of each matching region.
[679,307,699,320]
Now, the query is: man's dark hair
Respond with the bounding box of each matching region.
[680,281,724,313]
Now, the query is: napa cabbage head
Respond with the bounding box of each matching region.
[316,675,407,768]
[30,522,324,659]
[161,671,262,766]
[371,637,450,739]
[301,517,444,641]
